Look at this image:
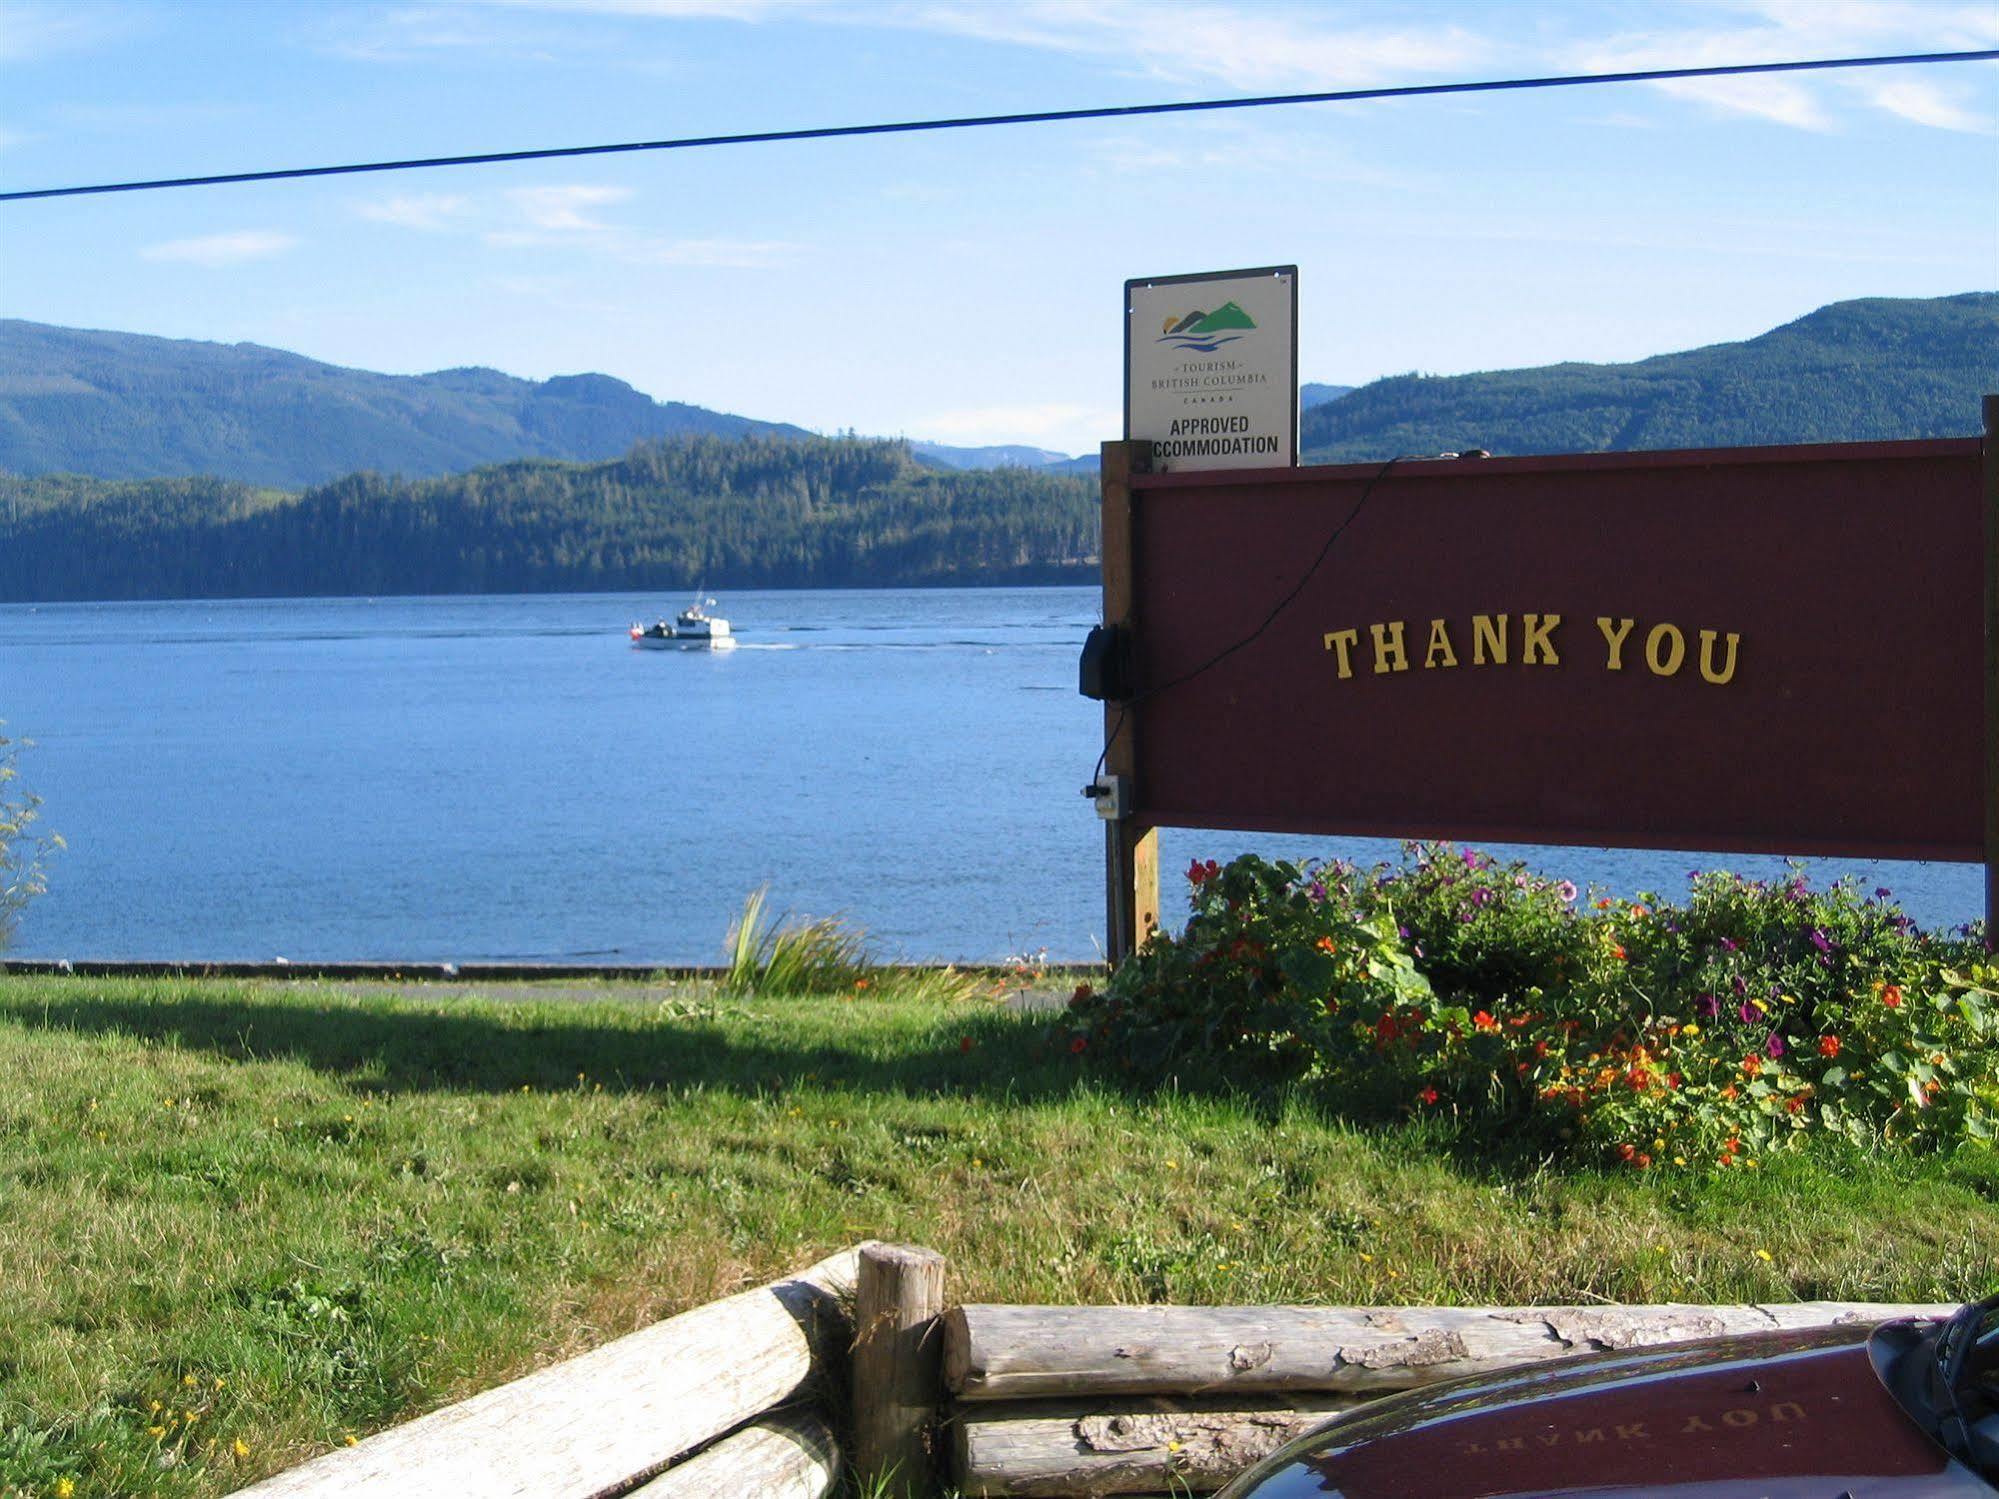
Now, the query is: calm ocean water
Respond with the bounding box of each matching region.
[0,588,1981,963]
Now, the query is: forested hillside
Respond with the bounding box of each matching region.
[0,320,812,486]
[1301,293,1998,461]
[0,436,1099,602]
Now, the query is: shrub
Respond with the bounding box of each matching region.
[1060,846,1996,1168]
[0,728,59,949]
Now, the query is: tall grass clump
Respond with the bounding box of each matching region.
[1061,846,1998,1170]
[722,886,873,997]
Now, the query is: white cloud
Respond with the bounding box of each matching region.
[1571,0,1999,132]
[0,0,124,62]
[139,231,299,267]
[1651,74,1833,131]
[1860,77,1995,133]
[507,183,633,231]
[356,193,473,229]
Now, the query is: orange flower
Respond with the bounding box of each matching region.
[1316,935,1337,953]
[1625,1067,1651,1091]
[1741,1055,1763,1077]
[1818,1035,1841,1058]
[1784,1095,1805,1114]
[1611,945,1627,961]
[1630,904,1648,919]
[1721,1083,1739,1100]
[1882,985,1903,1008]
[1473,1010,1499,1032]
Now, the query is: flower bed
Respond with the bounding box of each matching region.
[1061,846,1997,1167]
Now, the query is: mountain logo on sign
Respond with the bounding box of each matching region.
[1156,301,1256,353]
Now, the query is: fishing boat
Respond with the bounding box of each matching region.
[629,597,736,650]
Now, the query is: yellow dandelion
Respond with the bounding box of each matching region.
[57,1479,75,1498]
[344,1434,359,1447]
[183,1373,197,1387]
[146,1425,166,1440]
[1754,1248,1773,1262]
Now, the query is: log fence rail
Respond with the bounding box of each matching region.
[222,1242,1955,1499]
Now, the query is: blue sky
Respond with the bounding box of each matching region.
[1,0,1994,456]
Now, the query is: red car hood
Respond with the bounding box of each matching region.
[1222,1322,1995,1498]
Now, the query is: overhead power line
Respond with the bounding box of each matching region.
[3,48,1994,205]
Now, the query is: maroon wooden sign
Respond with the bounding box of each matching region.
[1096,427,1996,958]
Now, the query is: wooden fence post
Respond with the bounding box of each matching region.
[852,1242,947,1498]
[1101,439,1159,967]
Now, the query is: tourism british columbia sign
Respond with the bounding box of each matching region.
[1092,410,1999,957]
[1126,266,1297,471]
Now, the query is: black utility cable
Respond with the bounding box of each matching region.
[4,48,1995,203]
[1090,451,1406,790]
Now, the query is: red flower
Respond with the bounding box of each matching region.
[1187,858,1220,887]
[1818,1035,1841,1058]
[960,1036,974,1053]
[1611,945,1627,961]
[1625,1067,1651,1091]
[1473,1010,1499,1032]
[1784,1095,1806,1114]
[1417,1087,1439,1106]
[1882,985,1903,1009]
[1069,1036,1088,1054]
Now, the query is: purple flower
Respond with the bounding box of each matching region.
[1461,847,1480,869]
[1732,975,1748,997]
[1697,993,1720,1019]
[1307,882,1327,903]
[1765,1033,1786,1059]
[1720,937,1739,952]
[1739,1002,1758,1024]
[1472,888,1495,908]
[1397,925,1410,939]
[1557,881,1577,904]
[1874,887,1892,900]
[1809,928,1833,953]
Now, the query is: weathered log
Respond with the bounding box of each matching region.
[955,1394,1360,1496]
[852,1241,948,1497]
[225,1246,864,1499]
[945,1301,1955,1400]
[629,1407,842,1499]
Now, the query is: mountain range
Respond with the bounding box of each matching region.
[0,294,1991,490]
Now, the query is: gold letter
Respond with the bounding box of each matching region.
[1721,1410,1758,1429]
[1472,613,1508,665]
[1494,1437,1526,1453]
[1522,613,1562,665]
[1645,623,1685,677]
[1679,1415,1714,1434]
[1770,1403,1806,1424]
[1324,629,1359,679]
[1614,1423,1649,1441]
[1596,616,1635,671]
[1574,1429,1604,1445]
[1371,620,1409,674]
[1698,629,1740,685]
[1424,618,1458,670]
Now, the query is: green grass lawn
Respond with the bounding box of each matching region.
[0,973,1994,1497]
